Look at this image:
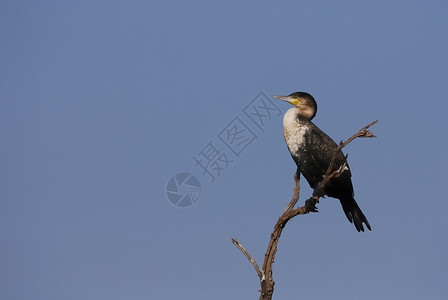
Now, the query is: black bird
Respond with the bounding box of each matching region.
[275,92,371,232]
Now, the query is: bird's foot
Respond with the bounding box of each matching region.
[305,197,319,213]
[312,183,325,198]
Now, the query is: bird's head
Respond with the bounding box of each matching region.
[274,92,317,120]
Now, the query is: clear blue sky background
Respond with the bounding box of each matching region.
[1,1,447,299]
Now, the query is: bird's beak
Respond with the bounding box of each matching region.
[273,95,300,106]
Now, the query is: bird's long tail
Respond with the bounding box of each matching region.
[339,197,371,232]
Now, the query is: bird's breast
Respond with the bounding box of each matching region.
[283,108,309,155]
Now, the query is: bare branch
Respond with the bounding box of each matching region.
[322,120,378,188]
[231,238,263,281]
[283,171,300,212]
[257,171,301,299]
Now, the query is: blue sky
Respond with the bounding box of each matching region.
[1,1,447,299]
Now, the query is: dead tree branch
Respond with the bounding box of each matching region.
[232,120,378,300]
[231,238,263,281]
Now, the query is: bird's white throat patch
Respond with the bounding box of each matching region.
[283,107,309,154]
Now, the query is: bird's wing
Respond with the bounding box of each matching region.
[305,124,354,196]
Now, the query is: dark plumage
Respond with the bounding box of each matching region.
[275,92,371,232]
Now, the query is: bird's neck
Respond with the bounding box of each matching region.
[283,107,312,125]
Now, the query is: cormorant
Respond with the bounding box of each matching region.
[275,92,371,232]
